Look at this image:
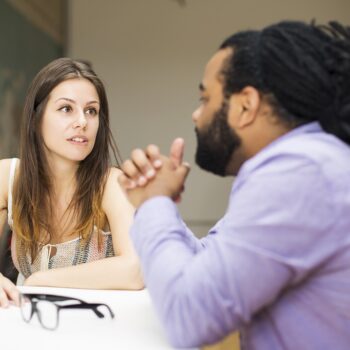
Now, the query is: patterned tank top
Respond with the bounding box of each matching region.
[7,158,115,285]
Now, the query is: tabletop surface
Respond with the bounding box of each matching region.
[0,286,198,350]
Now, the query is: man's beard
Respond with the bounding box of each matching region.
[195,100,241,176]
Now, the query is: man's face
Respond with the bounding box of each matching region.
[194,100,241,176]
[192,49,241,176]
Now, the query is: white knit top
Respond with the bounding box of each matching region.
[7,158,115,285]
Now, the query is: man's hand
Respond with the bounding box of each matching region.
[118,139,190,208]
[120,138,185,189]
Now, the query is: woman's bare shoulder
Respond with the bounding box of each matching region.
[107,166,123,179]
[103,166,123,193]
[101,166,130,210]
[0,158,19,208]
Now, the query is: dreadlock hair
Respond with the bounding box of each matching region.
[219,21,350,145]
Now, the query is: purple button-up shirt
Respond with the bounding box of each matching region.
[131,122,350,349]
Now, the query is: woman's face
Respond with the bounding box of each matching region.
[41,78,100,165]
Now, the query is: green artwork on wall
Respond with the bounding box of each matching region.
[0,0,64,158]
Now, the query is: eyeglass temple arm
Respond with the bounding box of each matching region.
[21,294,114,319]
[59,303,115,319]
[21,293,86,304]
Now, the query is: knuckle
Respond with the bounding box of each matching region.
[7,283,17,294]
[131,148,143,159]
[122,160,135,172]
[0,290,8,305]
[123,164,140,179]
[121,159,131,170]
[147,144,159,153]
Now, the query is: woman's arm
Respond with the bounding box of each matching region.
[0,159,12,237]
[0,159,21,306]
[25,167,144,290]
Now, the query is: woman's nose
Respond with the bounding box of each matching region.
[74,111,87,129]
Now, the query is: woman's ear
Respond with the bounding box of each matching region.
[228,86,261,129]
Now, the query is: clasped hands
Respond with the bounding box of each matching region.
[118,138,190,208]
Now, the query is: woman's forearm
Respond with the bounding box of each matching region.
[24,256,144,290]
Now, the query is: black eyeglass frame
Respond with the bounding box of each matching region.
[20,293,115,330]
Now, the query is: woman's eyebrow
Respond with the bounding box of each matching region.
[54,97,76,103]
[54,98,100,105]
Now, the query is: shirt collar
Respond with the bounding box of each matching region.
[237,121,323,177]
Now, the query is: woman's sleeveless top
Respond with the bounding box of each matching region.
[7,158,115,285]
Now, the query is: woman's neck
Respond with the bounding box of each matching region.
[47,157,78,197]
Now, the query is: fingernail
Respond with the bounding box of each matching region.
[127,181,136,189]
[146,169,155,178]
[153,160,162,168]
[138,176,147,186]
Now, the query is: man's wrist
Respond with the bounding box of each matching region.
[134,195,173,214]
[135,190,172,209]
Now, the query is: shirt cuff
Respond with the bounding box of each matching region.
[130,196,182,251]
[134,195,178,219]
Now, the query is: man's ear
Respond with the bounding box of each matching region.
[228,86,261,129]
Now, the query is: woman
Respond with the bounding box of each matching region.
[0,58,143,307]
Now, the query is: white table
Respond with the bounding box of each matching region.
[0,286,198,350]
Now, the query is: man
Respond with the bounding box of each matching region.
[118,21,350,349]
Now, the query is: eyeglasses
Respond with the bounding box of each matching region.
[20,293,115,330]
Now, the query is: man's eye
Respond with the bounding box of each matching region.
[199,96,208,103]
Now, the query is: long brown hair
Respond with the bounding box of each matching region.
[13,58,120,260]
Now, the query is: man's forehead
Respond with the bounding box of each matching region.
[202,48,232,87]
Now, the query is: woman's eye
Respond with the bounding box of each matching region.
[86,108,98,116]
[59,105,72,113]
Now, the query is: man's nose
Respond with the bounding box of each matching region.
[192,107,200,123]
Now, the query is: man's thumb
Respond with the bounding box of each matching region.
[177,162,191,180]
[169,138,185,167]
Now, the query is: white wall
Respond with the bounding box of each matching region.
[68,0,350,236]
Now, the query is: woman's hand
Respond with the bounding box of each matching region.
[0,272,20,307]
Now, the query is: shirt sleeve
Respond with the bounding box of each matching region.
[130,155,337,348]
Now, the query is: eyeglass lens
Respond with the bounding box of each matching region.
[20,296,32,322]
[36,300,58,330]
[20,296,59,330]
